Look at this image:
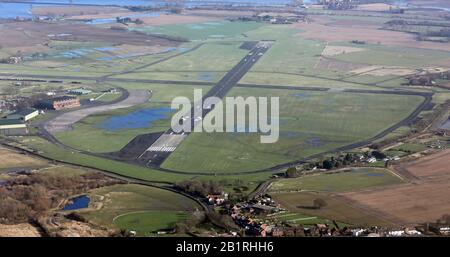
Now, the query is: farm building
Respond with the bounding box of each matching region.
[6,108,39,121]
[39,96,81,110]
[0,119,28,135]
[67,88,92,95]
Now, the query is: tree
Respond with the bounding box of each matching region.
[371,150,386,160]
[285,167,298,178]
[322,160,333,170]
[313,198,327,209]
[344,153,353,162]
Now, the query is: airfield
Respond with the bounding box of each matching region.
[1,3,450,230]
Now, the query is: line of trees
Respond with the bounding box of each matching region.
[175,180,223,197]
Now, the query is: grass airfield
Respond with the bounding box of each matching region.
[2,8,449,232]
[11,22,436,175]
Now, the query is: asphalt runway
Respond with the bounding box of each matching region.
[136,41,274,166]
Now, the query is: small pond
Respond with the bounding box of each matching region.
[63,195,90,211]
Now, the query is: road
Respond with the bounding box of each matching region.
[44,89,150,134]
[135,41,273,166]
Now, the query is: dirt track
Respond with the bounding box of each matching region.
[44,89,150,134]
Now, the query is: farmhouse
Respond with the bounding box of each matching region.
[39,96,81,110]
[6,108,39,122]
[7,56,22,64]
[0,119,28,135]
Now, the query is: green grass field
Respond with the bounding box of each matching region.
[132,21,262,41]
[331,43,450,68]
[54,83,211,153]
[269,168,403,193]
[16,136,275,185]
[55,102,173,153]
[81,184,199,236]
[113,211,188,236]
[162,87,423,173]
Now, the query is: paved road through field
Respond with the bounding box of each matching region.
[44,89,150,134]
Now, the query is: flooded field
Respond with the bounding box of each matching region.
[97,107,172,131]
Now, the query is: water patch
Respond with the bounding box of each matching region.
[280,131,300,138]
[439,119,450,130]
[86,17,116,25]
[86,11,161,24]
[199,72,214,82]
[0,3,32,19]
[57,48,94,59]
[63,195,90,211]
[292,92,310,99]
[98,107,172,131]
[96,56,114,61]
[95,46,117,52]
[305,137,323,147]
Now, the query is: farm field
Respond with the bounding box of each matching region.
[0,147,48,170]
[15,136,275,186]
[131,20,262,41]
[269,168,404,193]
[266,212,330,227]
[272,191,394,227]
[162,87,424,173]
[81,184,200,235]
[342,150,450,225]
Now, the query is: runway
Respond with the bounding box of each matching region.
[137,41,274,166]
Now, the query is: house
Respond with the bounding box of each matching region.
[367,157,377,163]
[8,56,22,64]
[6,108,39,122]
[67,88,92,95]
[250,204,278,214]
[271,227,284,237]
[387,230,404,237]
[207,193,228,205]
[102,88,117,93]
[39,96,81,110]
[0,119,28,135]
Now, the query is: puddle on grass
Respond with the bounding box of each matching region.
[97,107,172,131]
[439,119,450,130]
[291,92,311,100]
[199,72,214,82]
